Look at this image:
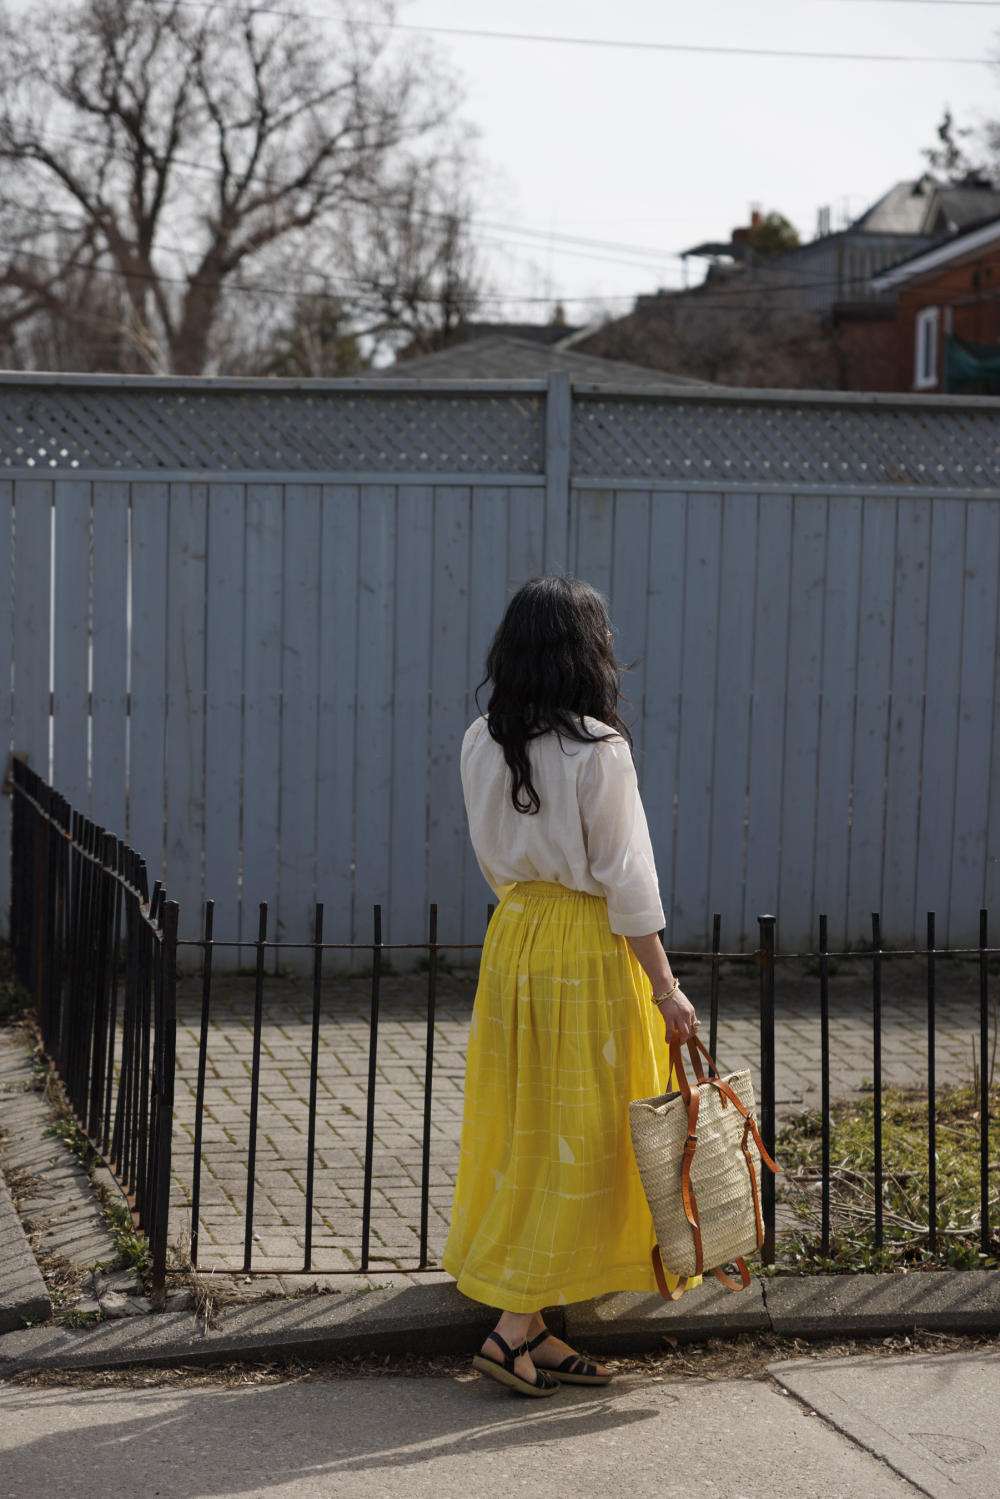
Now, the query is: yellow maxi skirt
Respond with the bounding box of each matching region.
[442,881,688,1310]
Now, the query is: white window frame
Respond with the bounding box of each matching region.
[914,305,940,390]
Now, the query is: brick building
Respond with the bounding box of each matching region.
[872,216,1000,393]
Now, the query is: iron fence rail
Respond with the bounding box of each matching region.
[9,759,177,1292]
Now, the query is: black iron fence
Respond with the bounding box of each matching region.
[8,766,999,1286]
[753,914,997,1265]
[181,900,488,1275]
[10,760,177,1293]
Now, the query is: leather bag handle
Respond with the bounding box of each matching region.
[668,1029,723,1103]
[650,1028,781,1303]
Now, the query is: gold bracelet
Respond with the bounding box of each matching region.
[652,977,680,1005]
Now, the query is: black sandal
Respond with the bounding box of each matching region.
[472,1330,560,1397]
[526,1329,613,1386]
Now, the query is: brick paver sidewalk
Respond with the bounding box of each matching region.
[169,954,992,1276]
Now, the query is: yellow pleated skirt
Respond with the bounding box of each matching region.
[442,880,688,1310]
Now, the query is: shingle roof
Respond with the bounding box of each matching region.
[853,176,1000,235]
[872,211,1000,290]
[375,334,713,386]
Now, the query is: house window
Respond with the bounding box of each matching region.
[914,306,939,389]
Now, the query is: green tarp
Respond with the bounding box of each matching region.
[945,334,1000,394]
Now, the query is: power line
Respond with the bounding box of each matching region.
[2,235,933,313]
[2,121,703,274]
[828,1,1000,7]
[146,0,992,65]
[0,236,644,305]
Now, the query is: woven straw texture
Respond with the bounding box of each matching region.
[629,1071,763,1277]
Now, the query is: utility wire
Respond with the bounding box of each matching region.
[0,236,932,311]
[0,237,639,305]
[145,0,993,65]
[827,1,1000,8]
[3,121,710,271]
[2,122,707,268]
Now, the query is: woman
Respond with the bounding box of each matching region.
[442,577,699,1398]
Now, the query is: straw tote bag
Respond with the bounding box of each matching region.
[630,1033,780,1300]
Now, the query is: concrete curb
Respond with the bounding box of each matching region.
[764,1270,1000,1338]
[1,1271,998,1376]
[0,1170,52,1334]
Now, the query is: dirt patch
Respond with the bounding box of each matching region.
[7,1327,998,1391]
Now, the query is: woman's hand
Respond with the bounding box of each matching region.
[625,932,700,1043]
[655,986,698,1044]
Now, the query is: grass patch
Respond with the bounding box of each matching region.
[41,1112,99,1172]
[101,1198,151,1277]
[776,1083,1000,1273]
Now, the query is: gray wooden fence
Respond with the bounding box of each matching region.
[2,371,999,961]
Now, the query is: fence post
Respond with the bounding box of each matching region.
[33,787,49,1029]
[819,913,831,1256]
[151,899,178,1297]
[872,912,884,1250]
[543,371,571,573]
[360,904,383,1272]
[979,909,990,1258]
[758,914,777,1265]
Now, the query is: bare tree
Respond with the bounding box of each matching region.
[922,108,987,184]
[0,0,481,373]
[335,146,483,358]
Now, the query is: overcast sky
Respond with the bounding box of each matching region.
[395,0,1000,322]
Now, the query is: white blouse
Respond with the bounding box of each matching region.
[460,715,665,937]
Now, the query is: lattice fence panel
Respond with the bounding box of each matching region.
[574,396,1000,488]
[0,385,543,475]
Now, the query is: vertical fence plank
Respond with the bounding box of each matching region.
[814,493,862,951]
[277,483,322,943]
[0,483,11,935]
[953,502,1000,922]
[164,483,208,936]
[204,483,246,944]
[506,483,544,589]
[51,480,90,808]
[543,372,571,573]
[707,493,757,947]
[914,499,966,941]
[316,485,360,943]
[353,485,396,929]
[777,495,827,942]
[608,490,650,761]
[642,491,687,947]
[846,496,896,942]
[427,487,472,934]
[883,497,931,943]
[129,481,169,880]
[672,493,723,948]
[462,486,509,937]
[12,480,52,780]
[389,485,434,943]
[91,482,129,840]
[743,494,793,939]
[573,487,613,597]
[241,484,283,934]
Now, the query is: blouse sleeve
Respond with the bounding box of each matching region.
[460,716,507,899]
[578,737,666,937]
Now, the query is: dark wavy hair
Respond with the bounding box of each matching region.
[478,576,632,814]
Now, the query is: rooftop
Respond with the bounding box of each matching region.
[376,333,714,387]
